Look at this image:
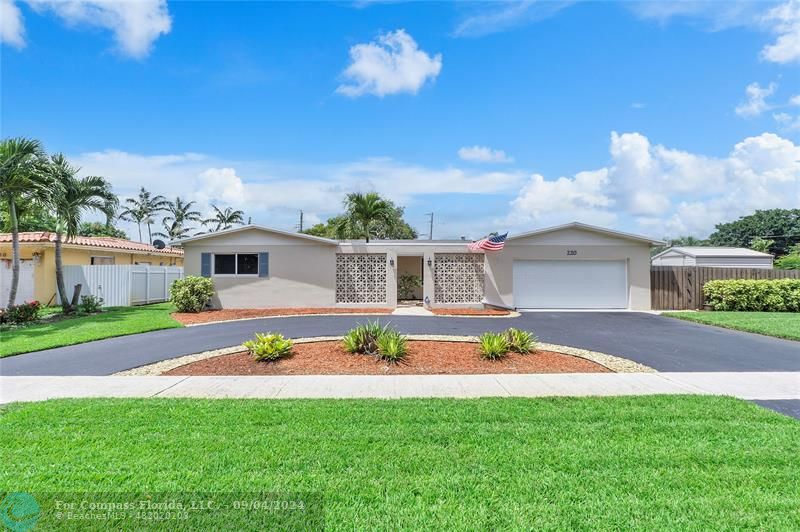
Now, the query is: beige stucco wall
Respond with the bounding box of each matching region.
[0,243,183,305]
[182,229,337,308]
[338,241,473,308]
[178,226,655,310]
[484,228,653,310]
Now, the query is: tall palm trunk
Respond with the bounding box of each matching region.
[7,199,20,308]
[136,222,142,242]
[147,222,152,244]
[54,233,71,311]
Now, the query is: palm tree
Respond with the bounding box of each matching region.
[119,187,168,244]
[204,205,245,232]
[154,197,203,241]
[335,192,396,243]
[0,137,47,308]
[45,154,118,312]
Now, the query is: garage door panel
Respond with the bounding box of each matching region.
[513,260,628,309]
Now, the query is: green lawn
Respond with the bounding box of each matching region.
[1,396,798,530]
[0,303,182,357]
[665,311,800,341]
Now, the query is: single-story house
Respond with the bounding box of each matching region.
[0,232,184,306]
[177,222,664,310]
[651,247,773,269]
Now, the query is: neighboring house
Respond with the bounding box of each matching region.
[651,247,773,269]
[176,222,663,310]
[0,232,184,306]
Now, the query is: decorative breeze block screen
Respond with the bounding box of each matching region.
[434,253,485,304]
[336,253,388,304]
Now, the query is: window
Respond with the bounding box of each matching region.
[237,254,259,275]
[213,253,259,276]
[91,256,115,265]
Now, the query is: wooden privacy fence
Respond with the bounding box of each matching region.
[63,265,184,307]
[651,266,800,310]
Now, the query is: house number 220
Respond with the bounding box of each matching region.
[566,250,578,256]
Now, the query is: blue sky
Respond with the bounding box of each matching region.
[2,0,799,241]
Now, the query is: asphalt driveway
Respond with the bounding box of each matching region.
[1,312,798,376]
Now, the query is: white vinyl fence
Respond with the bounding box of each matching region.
[63,265,184,307]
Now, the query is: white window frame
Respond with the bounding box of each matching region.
[212,252,259,277]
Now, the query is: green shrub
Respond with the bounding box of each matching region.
[397,274,422,300]
[78,294,104,313]
[775,254,800,270]
[169,276,215,313]
[478,332,509,360]
[703,279,800,312]
[342,321,389,355]
[376,329,408,362]
[243,332,294,361]
[0,300,41,324]
[504,328,537,354]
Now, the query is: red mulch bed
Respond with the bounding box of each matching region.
[164,340,610,375]
[172,308,393,325]
[431,308,511,316]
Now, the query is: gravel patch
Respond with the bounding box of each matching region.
[115,335,654,376]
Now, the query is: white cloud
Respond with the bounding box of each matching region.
[453,1,574,38]
[735,82,777,117]
[457,145,514,163]
[630,102,647,109]
[789,94,800,106]
[508,131,800,237]
[760,0,800,64]
[1,0,25,48]
[508,170,616,228]
[336,29,442,97]
[774,111,800,130]
[71,149,523,238]
[628,1,764,30]
[25,0,171,58]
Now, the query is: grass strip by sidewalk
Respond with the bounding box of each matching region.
[0,303,182,357]
[664,311,800,341]
[0,396,798,529]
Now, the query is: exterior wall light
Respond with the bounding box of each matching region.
[389,258,395,267]
[427,258,433,267]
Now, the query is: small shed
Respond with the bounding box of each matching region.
[651,247,773,269]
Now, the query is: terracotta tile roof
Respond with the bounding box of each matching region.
[0,232,183,256]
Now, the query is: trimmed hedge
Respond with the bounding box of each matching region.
[703,279,800,312]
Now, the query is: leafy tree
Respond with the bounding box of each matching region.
[303,194,417,241]
[154,197,203,240]
[749,238,775,254]
[44,154,118,312]
[708,209,800,256]
[0,199,57,232]
[78,221,127,239]
[0,137,48,307]
[119,187,169,244]
[204,205,245,232]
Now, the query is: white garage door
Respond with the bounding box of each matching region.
[513,260,628,309]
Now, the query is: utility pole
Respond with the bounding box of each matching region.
[426,212,434,240]
[298,210,304,232]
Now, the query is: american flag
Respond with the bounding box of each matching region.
[468,232,508,252]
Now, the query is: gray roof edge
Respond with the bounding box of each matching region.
[171,225,339,245]
[508,222,666,246]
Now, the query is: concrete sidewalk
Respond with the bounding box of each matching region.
[2,372,798,403]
